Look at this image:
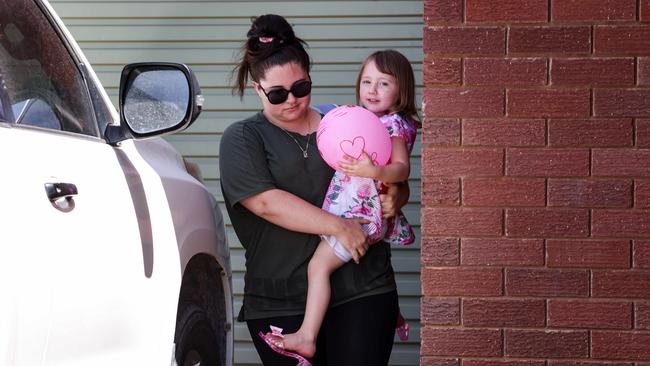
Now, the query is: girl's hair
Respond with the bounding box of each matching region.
[232,14,311,98]
[356,50,420,124]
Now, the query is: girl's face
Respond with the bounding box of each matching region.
[358,60,399,116]
[254,62,311,125]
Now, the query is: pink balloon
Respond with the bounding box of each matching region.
[316,105,391,171]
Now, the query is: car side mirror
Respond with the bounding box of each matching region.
[105,62,203,144]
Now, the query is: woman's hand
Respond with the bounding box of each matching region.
[334,217,370,263]
[240,189,374,262]
[379,182,409,219]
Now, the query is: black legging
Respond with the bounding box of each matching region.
[247,290,399,366]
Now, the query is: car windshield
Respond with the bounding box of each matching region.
[0,1,97,136]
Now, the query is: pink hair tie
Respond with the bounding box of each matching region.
[259,37,274,43]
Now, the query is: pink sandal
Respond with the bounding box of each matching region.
[396,320,409,341]
[258,326,313,366]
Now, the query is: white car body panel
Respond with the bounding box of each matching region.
[0,122,181,366]
[0,1,233,365]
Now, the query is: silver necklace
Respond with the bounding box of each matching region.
[277,114,313,158]
[282,128,310,158]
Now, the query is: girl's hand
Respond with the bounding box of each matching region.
[379,182,409,218]
[337,152,378,179]
[335,217,370,263]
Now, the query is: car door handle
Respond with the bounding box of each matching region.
[44,182,78,201]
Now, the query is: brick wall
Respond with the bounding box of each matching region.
[421,0,650,364]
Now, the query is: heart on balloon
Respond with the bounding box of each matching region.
[339,136,366,159]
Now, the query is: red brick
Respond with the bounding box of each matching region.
[424,57,461,85]
[551,58,634,86]
[549,362,632,366]
[422,178,460,206]
[594,89,650,117]
[548,300,633,329]
[547,179,633,207]
[422,268,503,296]
[505,329,589,358]
[548,119,633,147]
[422,118,461,146]
[461,238,544,266]
[424,0,462,24]
[637,58,650,86]
[421,297,459,325]
[423,148,503,177]
[592,331,650,360]
[463,178,546,207]
[547,240,631,268]
[506,208,589,238]
[463,299,545,327]
[507,148,590,177]
[421,358,459,366]
[465,360,545,366]
[644,0,650,22]
[552,0,636,21]
[637,119,650,148]
[509,26,591,54]
[506,268,590,297]
[463,119,545,146]
[592,149,650,176]
[635,180,650,208]
[421,328,502,357]
[421,359,458,366]
[635,241,650,268]
[592,270,650,298]
[507,89,590,118]
[465,58,547,86]
[421,237,459,266]
[424,89,504,118]
[424,27,505,55]
[595,26,650,55]
[636,302,650,329]
[467,0,548,22]
[592,209,650,238]
[423,208,503,236]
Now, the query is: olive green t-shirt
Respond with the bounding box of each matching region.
[220,111,396,321]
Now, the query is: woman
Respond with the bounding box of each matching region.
[220,14,408,366]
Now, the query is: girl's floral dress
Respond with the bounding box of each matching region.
[321,112,417,262]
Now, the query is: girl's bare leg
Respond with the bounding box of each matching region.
[273,240,345,357]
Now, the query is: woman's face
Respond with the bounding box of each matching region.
[254,62,311,125]
[358,60,399,116]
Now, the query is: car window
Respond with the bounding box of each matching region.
[0,1,98,136]
[13,98,63,130]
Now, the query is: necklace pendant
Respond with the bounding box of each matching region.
[303,151,308,158]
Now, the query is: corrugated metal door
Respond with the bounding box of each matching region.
[50,1,422,364]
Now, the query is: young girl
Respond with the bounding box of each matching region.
[261,50,419,361]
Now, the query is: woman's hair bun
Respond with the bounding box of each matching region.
[247,14,296,45]
[232,14,311,98]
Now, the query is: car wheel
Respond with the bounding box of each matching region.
[175,303,221,366]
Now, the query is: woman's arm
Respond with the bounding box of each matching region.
[337,136,410,183]
[240,189,370,262]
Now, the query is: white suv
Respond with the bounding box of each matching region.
[0,1,233,365]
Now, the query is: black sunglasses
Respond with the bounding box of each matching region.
[259,79,312,105]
